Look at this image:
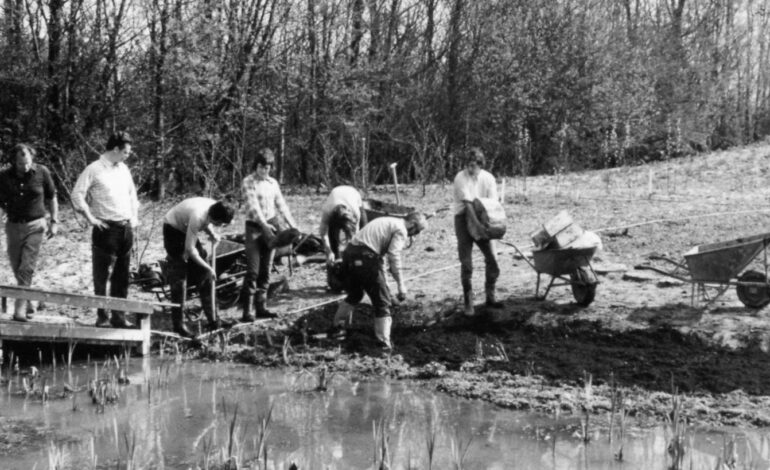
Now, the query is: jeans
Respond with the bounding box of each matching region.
[454,213,499,292]
[92,222,133,318]
[6,218,46,286]
[240,221,271,301]
[342,244,391,318]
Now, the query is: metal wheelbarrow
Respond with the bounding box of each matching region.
[132,239,247,318]
[509,243,599,306]
[636,232,770,308]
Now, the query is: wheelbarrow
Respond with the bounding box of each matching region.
[508,243,599,306]
[636,232,770,308]
[362,198,415,222]
[132,239,247,318]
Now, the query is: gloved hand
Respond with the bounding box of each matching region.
[396,291,407,302]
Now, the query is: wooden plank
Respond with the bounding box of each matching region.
[0,285,176,314]
[0,320,146,344]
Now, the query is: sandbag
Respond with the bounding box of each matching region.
[466,197,507,240]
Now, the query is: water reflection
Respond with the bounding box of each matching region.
[0,359,768,469]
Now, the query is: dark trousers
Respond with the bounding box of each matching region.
[240,221,271,300]
[328,213,352,260]
[454,214,500,292]
[6,218,46,286]
[92,222,133,318]
[342,244,391,318]
[163,224,212,316]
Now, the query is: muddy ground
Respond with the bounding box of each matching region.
[4,142,770,429]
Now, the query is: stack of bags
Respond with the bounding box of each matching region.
[530,210,602,251]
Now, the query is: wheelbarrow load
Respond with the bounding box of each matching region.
[510,211,601,306]
[637,232,770,308]
[363,198,415,222]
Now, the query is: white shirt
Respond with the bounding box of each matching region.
[351,216,407,276]
[319,185,363,236]
[71,155,139,224]
[452,169,497,215]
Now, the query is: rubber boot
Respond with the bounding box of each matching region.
[171,308,195,338]
[110,311,134,329]
[95,308,111,327]
[13,298,28,322]
[240,293,256,322]
[329,301,354,340]
[202,298,221,331]
[485,284,504,308]
[255,289,277,319]
[463,289,475,317]
[374,316,393,350]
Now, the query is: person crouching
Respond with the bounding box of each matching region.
[163,198,235,337]
[330,212,427,350]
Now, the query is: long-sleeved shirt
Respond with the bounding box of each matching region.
[71,155,139,225]
[241,173,293,226]
[452,168,497,215]
[0,164,56,222]
[318,185,363,236]
[351,216,407,282]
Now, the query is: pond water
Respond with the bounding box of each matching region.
[0,358,769,470]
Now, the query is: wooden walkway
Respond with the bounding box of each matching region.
[0,285,176,356]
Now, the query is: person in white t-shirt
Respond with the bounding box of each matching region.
[452,147,502,317]
[329,213,427,350]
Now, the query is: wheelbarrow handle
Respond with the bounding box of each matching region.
[634,264,691,282]
[498,240,537,271]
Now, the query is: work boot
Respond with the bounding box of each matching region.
[95,309,111,327]
[328,302,355,340]
[463,289,475,317]
[202,300,222,331]
[240,293,256,322]
[255,289,277,319]
[110,311,135,329]
[171,309,195,339]
[12,298,28,322]
[374,316,393,350]
[485,285,504,309]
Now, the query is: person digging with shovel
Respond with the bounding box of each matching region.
[328,212,427,350]
[162,198,235,337]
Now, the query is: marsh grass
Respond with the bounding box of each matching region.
[448,429,473,470]
[666,389,687,470]
[373,418,391,470]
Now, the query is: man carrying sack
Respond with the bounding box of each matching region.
[453,147,504,317]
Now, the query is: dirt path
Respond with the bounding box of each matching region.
[4,143,770,427]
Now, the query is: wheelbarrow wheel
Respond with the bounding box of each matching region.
[736,270,770,309]
[217,284,241,310]
[570,267,597,307]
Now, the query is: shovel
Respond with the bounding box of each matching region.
[389,162,401,205]
[210,239,219,324]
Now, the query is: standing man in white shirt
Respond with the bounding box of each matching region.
[328,212,427,350]
[239,148,297,321]
[453,147,502,317]
[72,132,140,328]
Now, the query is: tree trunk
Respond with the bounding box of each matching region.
[46,0,65,144]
